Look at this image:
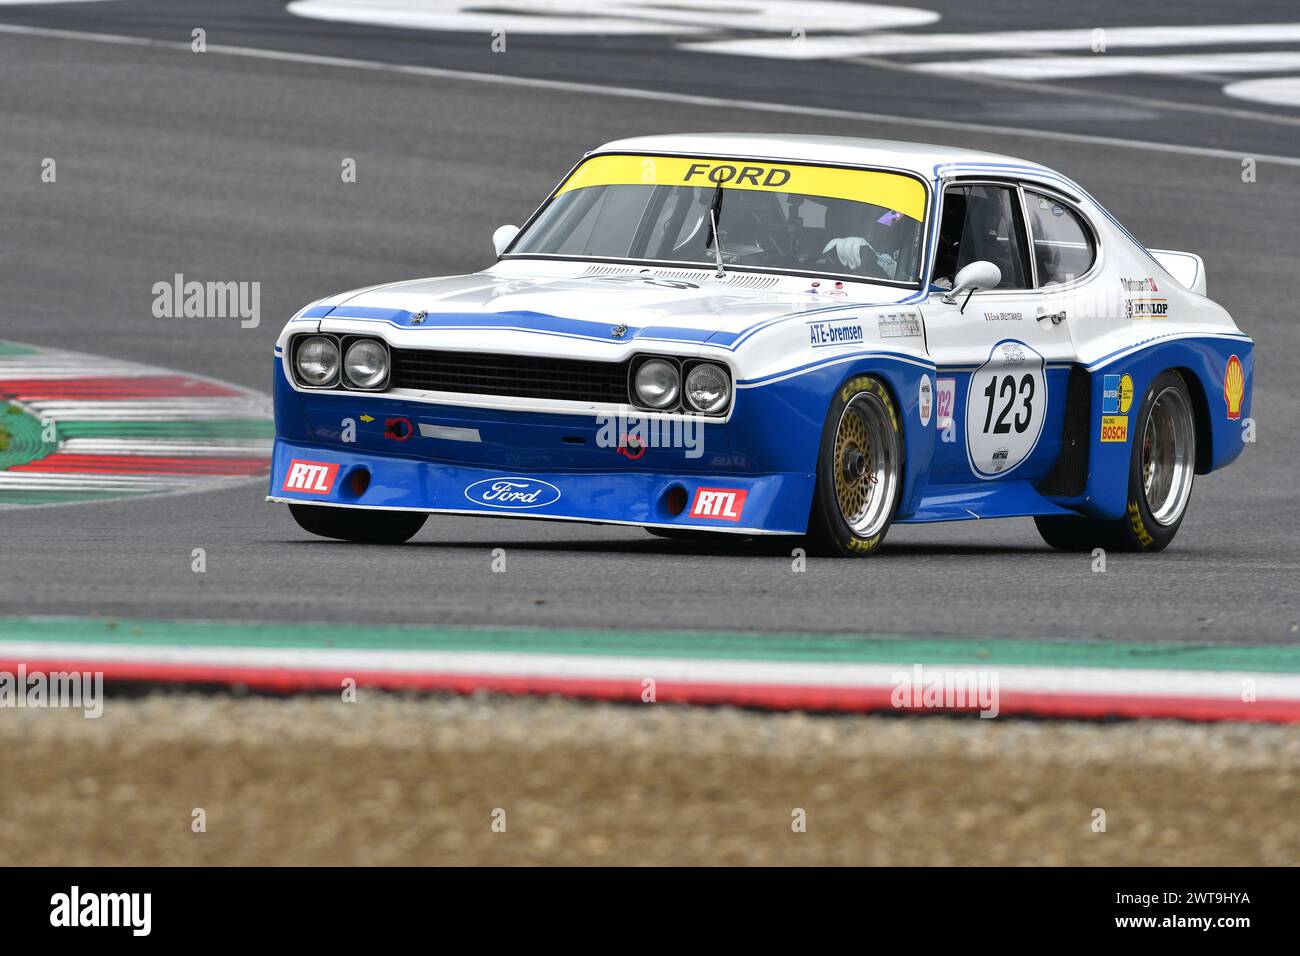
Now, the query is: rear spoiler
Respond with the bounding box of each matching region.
[1147,249,1206,295]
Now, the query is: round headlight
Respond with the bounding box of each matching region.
[344,339,389,389]
[634,359,680,409]
[295,336,339,387]
[684,363,731,414]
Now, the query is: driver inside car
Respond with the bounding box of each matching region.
[820,203,904,279]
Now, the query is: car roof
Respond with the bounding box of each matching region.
[592,133,1043,180]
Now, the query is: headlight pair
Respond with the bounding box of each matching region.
[293,335,389,391]
[631,357,731,415]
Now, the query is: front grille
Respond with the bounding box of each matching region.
[390,348,631,404]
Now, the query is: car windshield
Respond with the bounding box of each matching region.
[508,154,928,285]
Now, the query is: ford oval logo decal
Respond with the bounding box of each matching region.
[464,476,561,509]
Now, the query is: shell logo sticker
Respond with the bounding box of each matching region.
[1224,354,1244,420]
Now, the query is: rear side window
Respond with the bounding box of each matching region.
[1023,191,1095,286]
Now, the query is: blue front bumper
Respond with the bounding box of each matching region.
[268,438,813,534]
[270,357,820,533]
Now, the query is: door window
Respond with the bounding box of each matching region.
[933,185,1031,291]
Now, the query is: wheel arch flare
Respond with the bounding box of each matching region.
[1065,335,1252,521]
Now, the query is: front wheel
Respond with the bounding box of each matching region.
[806,374,904,556]
[289,504,427,544]
[1036,370,1196,553]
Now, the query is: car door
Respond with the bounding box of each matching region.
[919,181,1078,485]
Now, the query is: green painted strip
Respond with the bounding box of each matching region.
[1,617,1297,673]
[0,490,155,505]
[0,340,39,357]
[0,403,54,470]
[55,420,274,439]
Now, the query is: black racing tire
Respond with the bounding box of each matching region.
[289,504,427,544]
[805,373,904,557]
[1035,370,1196,554]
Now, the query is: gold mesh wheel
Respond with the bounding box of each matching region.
[831,390,899,538]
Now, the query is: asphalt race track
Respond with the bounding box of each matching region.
[2,3,1298,644]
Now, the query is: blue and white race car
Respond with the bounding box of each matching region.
[270,133,1252,556]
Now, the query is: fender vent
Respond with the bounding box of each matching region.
[1038,364,1091,498]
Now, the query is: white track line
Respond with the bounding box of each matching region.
[0,363,152,378]
[24,400,270,419]
[2,22,1298,168]
[918,51,1300,82]
[1225,76,1300,108]
[62,439,273,456]
[0,474,233,489]
[2,640,1299,702]
[683,22,1300,59]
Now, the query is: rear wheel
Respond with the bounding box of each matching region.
[806,374,903,557]
[1036,370,1196,553]
[289,504,427,544]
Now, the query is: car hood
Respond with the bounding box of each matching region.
[320,265,918,343]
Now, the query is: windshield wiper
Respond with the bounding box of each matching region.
[704,183,726,278]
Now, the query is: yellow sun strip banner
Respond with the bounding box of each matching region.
[556,154,927,223]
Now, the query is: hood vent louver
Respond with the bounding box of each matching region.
[578,264,779,290]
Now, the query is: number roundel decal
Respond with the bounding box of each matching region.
[965,339,1048,479]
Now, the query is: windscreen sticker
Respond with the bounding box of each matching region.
[556,154,927,222]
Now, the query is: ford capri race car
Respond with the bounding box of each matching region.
[270,133,1252,556]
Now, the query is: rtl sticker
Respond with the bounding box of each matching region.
[283,459,339,494]
[690,487,747,522]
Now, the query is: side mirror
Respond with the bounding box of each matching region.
[492,224,520,257]
[941,260,1002,310]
